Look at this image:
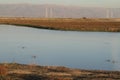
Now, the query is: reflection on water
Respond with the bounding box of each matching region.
[0,25,120,71]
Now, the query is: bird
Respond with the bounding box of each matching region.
[106,59,111,62]
[21,46,26,49]
[106,59,118,64]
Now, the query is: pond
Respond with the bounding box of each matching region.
[0,25,120,71]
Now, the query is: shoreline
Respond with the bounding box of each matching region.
[0,17,120,32]
[0,63,120,80]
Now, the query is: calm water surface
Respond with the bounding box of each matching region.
[0,25,120,71]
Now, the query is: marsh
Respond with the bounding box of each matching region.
[0,25,120,71]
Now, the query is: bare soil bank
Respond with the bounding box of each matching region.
[0,63,120,80]
[0,17,120,32]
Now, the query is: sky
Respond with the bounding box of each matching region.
[0,0,120,8]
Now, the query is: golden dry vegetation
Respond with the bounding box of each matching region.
[0,17,120,32]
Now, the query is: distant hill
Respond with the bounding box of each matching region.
[0,4,120,18]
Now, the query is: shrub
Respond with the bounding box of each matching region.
[0,65,8,80]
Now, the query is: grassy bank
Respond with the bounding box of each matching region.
[0,63,120,80]
[0,17,120,32]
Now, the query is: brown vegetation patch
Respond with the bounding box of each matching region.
[0,63,120,80]
[0,17,120,32]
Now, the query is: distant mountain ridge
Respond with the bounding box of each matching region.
[0,4,120,18]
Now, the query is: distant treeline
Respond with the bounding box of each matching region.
[0,17,120,32]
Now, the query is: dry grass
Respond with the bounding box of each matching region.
[0,17,120,32]
[0,65,7,76]
[0,65,11,80]
[0,63,120,80]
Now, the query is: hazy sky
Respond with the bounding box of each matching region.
[0,0,120,8]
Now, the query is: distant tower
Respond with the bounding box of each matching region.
[106,8,110,18]
[110,9,113,18]
[106,8,113,18]
[45,7,54,18]
[50,8,53,18]
[45,7,48,18]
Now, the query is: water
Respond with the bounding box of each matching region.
[0,25,120,71]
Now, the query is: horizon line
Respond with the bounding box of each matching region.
[0,3,119,8]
